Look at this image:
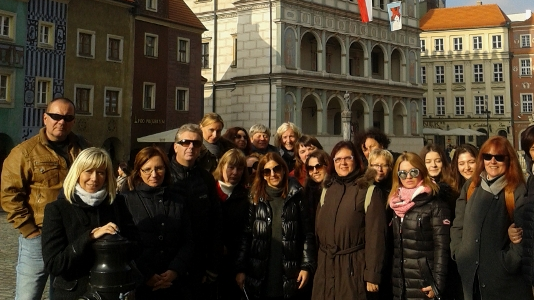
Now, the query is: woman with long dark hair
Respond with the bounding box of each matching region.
[451,144,479,192]
[290,135,323,186]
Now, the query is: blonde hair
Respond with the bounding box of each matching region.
[63,147,116,203]
[200,112,224,128]
[213,149,248,184]
[275,122,302,148]
[368,149,394,168]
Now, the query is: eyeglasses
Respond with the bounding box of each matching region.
[140,166,165,175]
[333,156,354,164]
[263,165,282,176]
[398,168,420,180]
[370,164,388,170]
[247,162,259,174]
[176,139,202,148]
[482,153,507,162]
[45,112,75,122]
[306,164,325,172]
[235,134,246,140]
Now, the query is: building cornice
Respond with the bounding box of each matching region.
[135,15,206,34]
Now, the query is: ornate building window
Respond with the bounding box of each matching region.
[494,95,504,115]
[472,36,482,50]
[435,66,444,83]
[455,97,464,115]
[436,97,445,116]
[520,59,532,76]
[493,63,503,82]
[473,64,483,82]
[434,38,443,51]
[521,34,531,48]
[38,21,55,48]
[453,37,462,51]
[492,35,502,49]
[474,96,485,114]
[522,94,533,113]
[35,78,53,106]
[454,65,464,83]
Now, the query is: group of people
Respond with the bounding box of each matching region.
[2,98,534,300]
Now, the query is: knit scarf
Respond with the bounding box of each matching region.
[75,183,108,206]
[216,181,236,202]
[389,181,431,218]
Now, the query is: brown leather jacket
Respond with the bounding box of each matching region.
[1,128,89,237]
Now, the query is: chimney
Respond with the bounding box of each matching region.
[476,1,482,5]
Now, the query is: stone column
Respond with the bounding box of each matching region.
[342,91,352,141]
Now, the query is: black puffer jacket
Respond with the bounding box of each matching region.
[391,189,451,300]
[236,178,316,299]
[523,175,534,285]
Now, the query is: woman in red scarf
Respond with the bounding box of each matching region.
[388,152,451,300]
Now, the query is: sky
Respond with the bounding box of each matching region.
[445,0,532,15]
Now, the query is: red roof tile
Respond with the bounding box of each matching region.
[168,0,206,31]
[420,4,510,31]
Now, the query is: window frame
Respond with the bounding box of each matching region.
[146,0,158,12]
[35,77,53,107]
[474,95,485,115]
[77,29,96,59]
[422,97,427,116]
[177,37,190,63]
[435,65,445,84]
[143,82,156,110]
[104,87,122,117]
[472,36,482,50]
[473,64,484,82]
[145,33,158,58]
[494,95,504,115]
[492,35,502,49]
[175,88,189,111]
[38,21,55,49]
[201,42,209,69]
[455,96,465,116]
[421,66,426,84]
[521,34,531,48]
[436,97,445,116]
[0,10,15,41]
[493,63,503,82]
[454,65,464,83]
[520,59,532,76]
[434,38,443,52]
[420,39,426,52]
[521,93,533,113]
[0,71,14,106]
[453,37,462,51]
[106,34,124,63]
[74,84,94,115]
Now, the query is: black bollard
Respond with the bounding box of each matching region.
[79,234,136,300]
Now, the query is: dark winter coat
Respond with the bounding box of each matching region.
[170,159,222,279]
[391,187,450,300]
[236,177,316,299]
[41,190,136,300]
[451,175,532,300]
[122,183,193,281]
[197,137,236,173]
[522,175,534,285]
[279,146,296,172]
[312,170,387,300]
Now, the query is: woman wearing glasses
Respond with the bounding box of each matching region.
[451,137,532,300]
[236,152,315,300]
[312,141,387,300]
[197,113,236,173]
[290,135,323,186]
[275,122,302,172]
[41,148,137,300]
[223,127,252,155]
[388,152,450,300]
[213,149,250,300]
[303,149,331,227]
[122,146,194,299]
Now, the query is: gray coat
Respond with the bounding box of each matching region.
[450,174,533,300]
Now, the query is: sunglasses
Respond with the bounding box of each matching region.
[482,153,507,162]
[306,163,325,172]
[263,165,282,176]
[235,134,247,140]
[398,168,420,180]
[176,139,202,148]
[247,162,259,174]
[45,112,75,122]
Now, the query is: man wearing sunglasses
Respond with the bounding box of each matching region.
[169,123,222,300]
[1,97,90,300]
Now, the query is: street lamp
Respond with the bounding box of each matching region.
[484,95,490,139]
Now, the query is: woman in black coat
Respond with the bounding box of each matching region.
[236,152,316,300]
[122,146,194,299]
[451,137,532,300]
[42,147,137,300]
[388,152,450,300]
[213,149,250,300]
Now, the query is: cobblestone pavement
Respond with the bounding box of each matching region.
[0,211,49,300]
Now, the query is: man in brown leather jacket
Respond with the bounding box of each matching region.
[1,98,89,300]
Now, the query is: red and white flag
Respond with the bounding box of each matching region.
[357,0,373,23]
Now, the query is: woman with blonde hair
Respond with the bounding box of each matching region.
[212,149,250,300]
[198,112,236,172]
[42,148,136,300]
[236,152,315,300]
[451,136,532,300]
[275,122,302,172]
[388,152,450,300]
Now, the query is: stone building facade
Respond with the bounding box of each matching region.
[187,0,425,152]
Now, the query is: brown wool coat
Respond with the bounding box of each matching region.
[312,170,387,300]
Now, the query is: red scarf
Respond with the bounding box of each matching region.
[389,181,431,218]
